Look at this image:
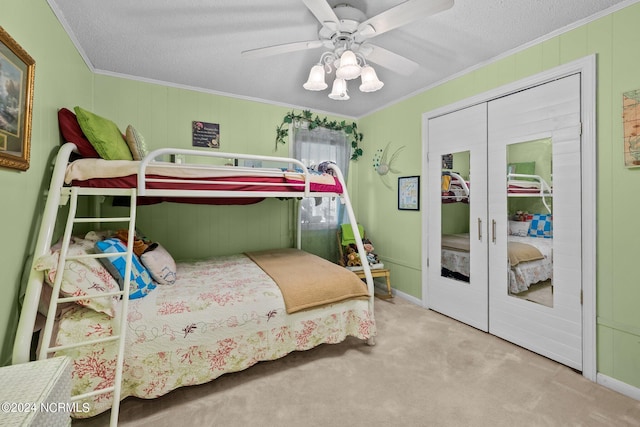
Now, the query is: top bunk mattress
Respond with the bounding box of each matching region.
[65,159,344,194]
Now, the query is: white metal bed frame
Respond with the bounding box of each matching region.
[441,171,470,202]
[507,172,553,213]
[13,142,375,426]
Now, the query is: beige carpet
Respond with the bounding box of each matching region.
[511,280,553,307]
[74,297,640,427]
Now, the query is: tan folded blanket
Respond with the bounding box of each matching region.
[508,242,544,267]
[245,248,369,314]
[441,233,470,252]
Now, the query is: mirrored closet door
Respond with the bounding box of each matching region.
[487,74,582,370]
[427,103,488,332]
[426,74,583,370]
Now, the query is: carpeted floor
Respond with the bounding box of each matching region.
[74,297,640,427]
[511,280,553,307]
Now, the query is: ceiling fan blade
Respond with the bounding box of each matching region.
[302,0,339,30]
[241,40,323,58]
[363,44,420,76]
[356,0,454,41]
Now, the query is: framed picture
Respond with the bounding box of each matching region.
[192,121,220,148]
[623,89,640,167]
[0,27,35,171]
[398,175,420,211]
[442,153,453,169]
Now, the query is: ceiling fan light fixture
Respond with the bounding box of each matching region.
[328,78,349,100]
[336,50,361,80]
[359,65,384,92]
[303,64,328,91]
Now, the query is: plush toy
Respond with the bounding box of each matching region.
[362,238,379,265]
[114,229,153,257]
[346,246,362,267]
[343,239,380,267]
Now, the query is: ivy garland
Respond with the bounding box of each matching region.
[275,110,364,160]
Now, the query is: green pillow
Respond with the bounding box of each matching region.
[74,106,133,160]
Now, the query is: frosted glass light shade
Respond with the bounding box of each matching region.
[359,65,384,92]
[303,65,328,91]
[328,78,349,100]
[335,50,361,80]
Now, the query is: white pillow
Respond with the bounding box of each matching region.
[509,220,530,237]
[140,243,177,285]
[34,236,120,317]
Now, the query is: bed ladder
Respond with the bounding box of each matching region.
[38,186,138,427]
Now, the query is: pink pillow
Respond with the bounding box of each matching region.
[58,108,100,158]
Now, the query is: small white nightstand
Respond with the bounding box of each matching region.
[0,356,72,426]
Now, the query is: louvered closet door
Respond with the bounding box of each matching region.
[487,74,583,370]
[427,103,488,331]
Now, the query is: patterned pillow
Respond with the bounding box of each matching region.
[140,243,177,285]
[33,236,120,317]
[95,238,156,299]
[528,214,553,238]
[125,125,149,161]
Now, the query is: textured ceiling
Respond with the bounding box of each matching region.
[47,0,631,118]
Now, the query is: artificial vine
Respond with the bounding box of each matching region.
[275,110,364,160]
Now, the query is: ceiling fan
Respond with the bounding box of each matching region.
[241,0,454,77]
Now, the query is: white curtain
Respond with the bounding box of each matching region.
[292,124,350,261]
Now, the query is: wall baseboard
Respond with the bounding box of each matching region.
[391,289,423,307]
[597,373,640,401]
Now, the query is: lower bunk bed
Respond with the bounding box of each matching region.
[13,141,376,424]
[441,232,553,294]
[41,236,373,419]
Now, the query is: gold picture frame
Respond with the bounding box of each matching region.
[623,89,640,168]
[0,26,35,171]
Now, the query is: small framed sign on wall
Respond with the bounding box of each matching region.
[398,176,420,211]
[192,121,220,148]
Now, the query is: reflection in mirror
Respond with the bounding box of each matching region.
[441,151,471,283]
[506,138,553,307]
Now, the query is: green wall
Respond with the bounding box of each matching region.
[3,0,639,395]
[0,0,354,365]
[0,0,93,366]
[357,3,640,389]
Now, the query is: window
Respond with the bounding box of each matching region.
[292,124,350,227]
[292,124,350,260]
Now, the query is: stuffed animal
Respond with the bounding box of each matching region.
[114,229,152,257]
[362,238,379,265]
[343,239,380,267]
[345,246,362,267]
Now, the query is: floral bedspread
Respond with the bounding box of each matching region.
[441,236,553,293]
[54,254,375,418]
[508,236,553,293]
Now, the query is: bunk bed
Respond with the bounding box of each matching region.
[440,172,553,291]
[507,172,552,214]
[441,172,471,280]
[505,172,553,292]
[441,171,469,203]
[13,142,376,425]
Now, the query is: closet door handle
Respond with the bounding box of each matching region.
[492,219,497,243]
[477,218,482,241]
